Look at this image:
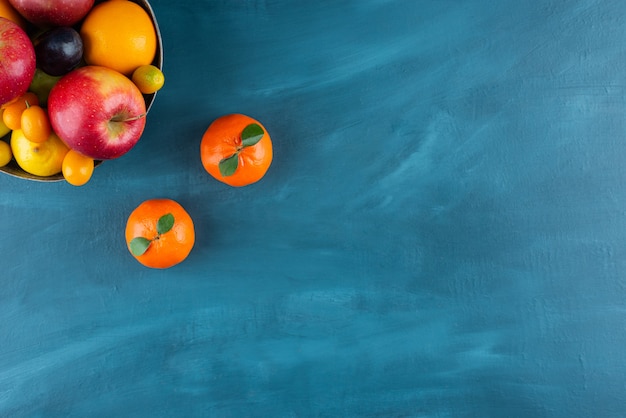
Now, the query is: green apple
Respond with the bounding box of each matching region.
[28,68,62,106]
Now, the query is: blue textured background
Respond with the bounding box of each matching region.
[2,0,626,416]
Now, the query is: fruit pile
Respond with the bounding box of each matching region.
[0,0,276,270]
[0,0,163,185]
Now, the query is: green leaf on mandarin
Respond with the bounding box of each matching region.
[241,123,264,147]
[130,237,151,256]
[157,213,175,235]
[219,153,239,177]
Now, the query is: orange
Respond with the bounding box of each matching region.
[125,199,195,269]
[80,0,157,76]
[200,114,273,187]
[0,0,26,28]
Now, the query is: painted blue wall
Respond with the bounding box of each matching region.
[2,0,626,416]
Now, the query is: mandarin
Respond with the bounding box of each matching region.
[125,199,195,269]
[80,0,157,76]
[200,114,273,187]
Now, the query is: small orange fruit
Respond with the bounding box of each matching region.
[125,199,195,269]
[62,149,94,186]
[2,92,39,131]
[21,104,51,143]
[131,64,164,94]
[80,0,157,76]
[200,114,273,187]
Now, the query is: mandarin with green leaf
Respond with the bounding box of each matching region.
[200,113,273,187]
[125,199,195,269]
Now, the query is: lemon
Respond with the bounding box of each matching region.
[0,109,11,137]
[0,140,11,167]
[131,65,165,94]
[11,129,69,176]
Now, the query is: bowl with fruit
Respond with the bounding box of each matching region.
[0,0,163,184]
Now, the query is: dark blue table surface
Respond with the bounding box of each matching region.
[2,0,626,416]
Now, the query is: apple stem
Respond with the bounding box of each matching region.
[111,113,147,123]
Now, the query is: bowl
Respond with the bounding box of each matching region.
[0,0,163,182]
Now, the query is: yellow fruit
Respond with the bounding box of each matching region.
[11,129,69,177]
[0,140,11,167]
[131,65,164,94]
[80,0,158,76]
[0,109,10,138]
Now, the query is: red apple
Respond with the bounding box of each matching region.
[8,0,94,27]
[0,17,35,106]
[48,65,147,160]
